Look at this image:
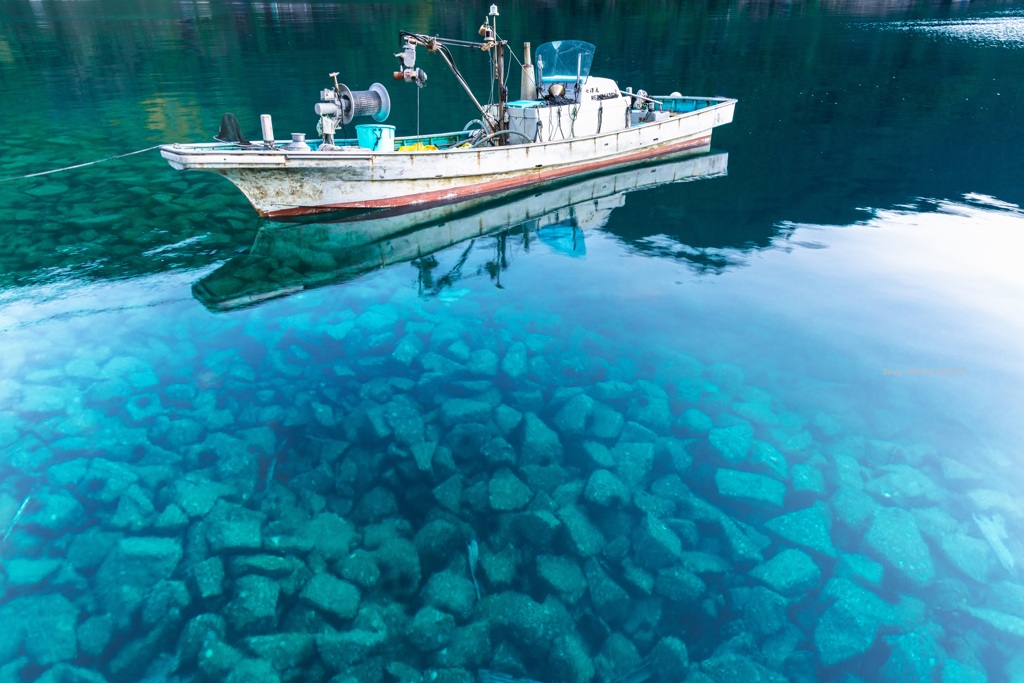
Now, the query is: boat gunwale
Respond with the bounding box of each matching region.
[159,97,736,161]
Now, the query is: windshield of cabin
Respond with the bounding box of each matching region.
[535,40,596,84]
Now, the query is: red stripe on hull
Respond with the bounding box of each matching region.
[264,135,712,218]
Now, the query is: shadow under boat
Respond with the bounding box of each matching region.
[193,152,729,311]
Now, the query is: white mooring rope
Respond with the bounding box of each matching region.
[0,145,161,184]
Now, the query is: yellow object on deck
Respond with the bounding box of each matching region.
[396,142,438,152]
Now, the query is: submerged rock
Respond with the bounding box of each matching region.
[830,487,876,532]
[494,404,524,437]
[422,571,477,621]
[536,555,587,604]
[589,403,625,440]
[27,489,84,533]
[940,659,988,683]
[337,549,381,591]
[77,614,115,658]
[228,574,281,632]
[35,664,110,683]
[731,586,787,637]
[441,398,491,427]
[714,468,785,507]
[208,517,263,553]
[433,474,463,513]
[316,629,386,669]
[835,553,885,587]
[553,392,595,436]
[708,423,754,462]
[626,393,673,434]
[511,509,562,547]
[189,556,226,600]
[654,566,706,604]
[815,599,881,666]
[501,341,529,378]
[584,469,629,507]
[167,477,229,518]
[867,465,945,506]
[406,606,456,652]
[700,652,788,683]
[718,514,771,564]
[595,632,641,683]
[95,536,183,621]
[791,462,826,495]
[300,573,361,622]
[938,532,995,584]
[521,413,562,463]
[679,408,713,435]
[550,631,596,683]
[750,549,821,596]
[764,502,837,557]
[226,658,281,683]
[613,441,655,488]
[2,558,61,586]
[0,593,79,666]
[634,514,684,571]
[964,605,1024,638]
[480,437,516,467]
[489,468,532,511]
[864,507,935,587]
[373,538,421,597]
[584,560,631,624]
[650,636,689,677]
[557,504,605,557]
[229,555,294,579]
[881,631,941,682]
[300,512,356,562]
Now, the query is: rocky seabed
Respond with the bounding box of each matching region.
[0,297,1022,683]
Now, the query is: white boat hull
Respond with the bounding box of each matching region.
[161,97,735,218]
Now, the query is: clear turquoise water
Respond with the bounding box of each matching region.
[2,1,1024,682]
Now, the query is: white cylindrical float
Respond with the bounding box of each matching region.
[260,114,275,145]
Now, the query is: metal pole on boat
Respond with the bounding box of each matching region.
[497,42,506,145]
[490,4,506,145]
[520,42,534,102]
[260,115,275,148]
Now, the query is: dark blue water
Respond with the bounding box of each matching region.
[2,2,1024,682]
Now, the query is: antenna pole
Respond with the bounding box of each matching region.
[497,41,506,145]
[489,4,506,145]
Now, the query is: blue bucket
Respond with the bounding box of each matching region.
[355,124,395,151]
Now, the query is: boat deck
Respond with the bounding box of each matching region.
[173,96,725,155]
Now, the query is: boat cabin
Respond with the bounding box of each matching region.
[505,40,632,144]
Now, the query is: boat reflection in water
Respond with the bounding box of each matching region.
[193,152,728,311]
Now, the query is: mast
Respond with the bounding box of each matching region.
[395,5,511,141]
[396,32,497,134]
[490,4,506,146]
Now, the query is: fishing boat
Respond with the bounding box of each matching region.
[161,5,735,219]
[192,152,728,311]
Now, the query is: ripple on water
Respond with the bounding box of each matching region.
[877,15,1024,48]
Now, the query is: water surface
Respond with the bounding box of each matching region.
[2,2,1024,682]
